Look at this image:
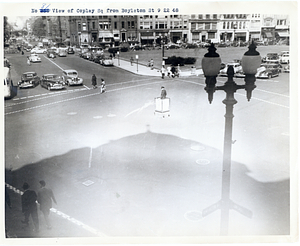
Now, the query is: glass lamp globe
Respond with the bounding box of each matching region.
[242,41,261,74]
[201,43,221,76]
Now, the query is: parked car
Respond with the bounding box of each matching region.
[67,47,75,54]
[219,62,243,76]
[18,72,40,88]
[62,69,83,86]
[283,64,290,73]
[30,47,47,54]
[262,53,280,63]
[40,74,66,90]
[28,54,41,63]
[256,40,267,46]
[99,57,114,66]
[47,49,56,58]
[280,53,289,64]
[256,63,281,79]
[279,51,289,58]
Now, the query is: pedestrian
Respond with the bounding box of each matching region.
[171,66,176,78]
[150,58,154,69]
[101,78,106,93]
[91,74,97,89]
[21,182,39,232]
[37,180,57,230]
[130,57,134,66]
[167,66,172,78]
[27,56,31,66]
[161,66,166,79]
[161,86,167,99]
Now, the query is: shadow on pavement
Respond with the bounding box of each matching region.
[5,129,290,238]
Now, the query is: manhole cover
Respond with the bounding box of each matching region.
[184,210,202,221]
[196,159,210,165]
[190,145,205,151]
[82,180,94,186]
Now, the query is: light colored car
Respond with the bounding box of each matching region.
[62,69,83,86]
[30,47,47,54]
[100,57,114,66]
[28,54,41,63]
[40,74,66,90]
[280,54,289,64]
[219,62,242,76]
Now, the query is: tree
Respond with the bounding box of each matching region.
[4,16,11,43]
[31,17,46,38]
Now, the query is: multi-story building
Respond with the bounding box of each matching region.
[138,15,189,45]
[66,14,289,47]
[189,14,219,43]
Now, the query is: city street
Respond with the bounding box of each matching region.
[4,45,291,239]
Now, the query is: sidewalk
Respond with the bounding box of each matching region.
[113,57,203,77]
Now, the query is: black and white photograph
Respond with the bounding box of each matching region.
[1,0,298,244]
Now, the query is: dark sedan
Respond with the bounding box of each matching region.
[256,63,282,79]
[40,74,66,90]
[18,72,40,89]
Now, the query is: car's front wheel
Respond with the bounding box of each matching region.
[47,85,51,90]
[268,74,272,79]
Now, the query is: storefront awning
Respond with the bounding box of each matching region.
[277,32,289,37]
[251,34,260,39]
[263,32,273,38]
[99,32,114,38]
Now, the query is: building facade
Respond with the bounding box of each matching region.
[54,14,290,47]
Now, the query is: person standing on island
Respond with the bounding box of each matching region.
[37,180,57,230]
[161,86,167,99]
[21,182,39,232]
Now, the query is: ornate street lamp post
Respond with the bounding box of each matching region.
[201,42,261,235]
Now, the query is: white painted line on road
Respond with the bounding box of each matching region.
[83,85,90,90]
[43,55,65,71]
[5,80,162,115]
[178,78,289,109]
[5,182,107,237]
[125,101,154,118]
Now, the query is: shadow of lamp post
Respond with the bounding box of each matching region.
[201,41,261,236]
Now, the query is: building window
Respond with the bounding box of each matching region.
[191,14,196,19]
[213,14,217,19]
[78,22,81,31]
[82,22,86,31]
[128,21,130,29]
[206,14,210,19]
[131,21,135,28]
[114,22,117,29]
[205,23,210,29]
[92,22,95,29]
[122,21,125,28]
[223,22,226,29]
[198,14,203,19]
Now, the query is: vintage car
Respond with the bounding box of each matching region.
[99,57,114,66]
[262,53,280,63]
[283,64,290,73]
[62,69,83,86]
[30,47,47,54]
[18,72,40,89]
[47,49,56,58]
[28,54,41,63]
[280,53,289,64]
[67,47,75,54]
[219,62,242,76]
[57,48,67,57]
[256,63,281,79]
[40,74,66,90]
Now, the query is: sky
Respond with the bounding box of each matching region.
[7,16,29,30]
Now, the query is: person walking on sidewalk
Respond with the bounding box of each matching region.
[161,66,166,79]
[130,57,134,66]
[91,74,97,89]
[21,182,39,232]
[100,78,106,93]
[37,180,57,230]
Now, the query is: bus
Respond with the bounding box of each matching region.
[4,67,13,99]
